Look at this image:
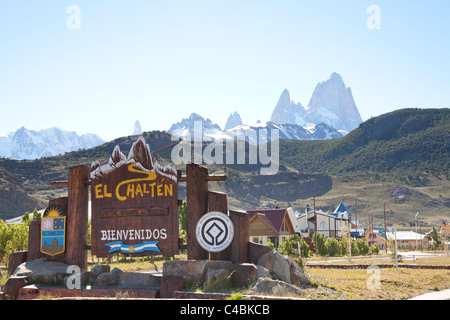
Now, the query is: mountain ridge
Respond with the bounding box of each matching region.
[0,126,104,160]
[0,108,448,223]
[270,72,363,132]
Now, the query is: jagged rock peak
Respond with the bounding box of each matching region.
[132,120,142,135]
[224,111,243,130]
[128,136,153,170]
[270,89,306,126]
[306,72,363,132]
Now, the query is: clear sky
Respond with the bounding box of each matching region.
[0,1,449,142]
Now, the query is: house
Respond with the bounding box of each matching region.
[364,227,388,250]
[297,201,352,238]
[247,208,300,247]
[439,221,450,238]
[386,231,432,250]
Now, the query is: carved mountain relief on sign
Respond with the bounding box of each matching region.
[90,137,179,257]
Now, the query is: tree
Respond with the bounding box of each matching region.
[430,226,443,250]
[178,201,187,243]
[312,233,327,256]
[325,237,343,257]
[371,243,380,255]
[265,238,275,251]
[278,234,311,258]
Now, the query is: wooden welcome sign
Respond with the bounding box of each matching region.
[90,137,179,257]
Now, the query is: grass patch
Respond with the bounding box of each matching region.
[305,264,450,300]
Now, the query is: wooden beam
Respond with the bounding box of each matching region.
[229,209,249,263]
[50,180,91,187]
[208,191,230,261]
[186,163,209,260]
[177,174,226,183]
[65,165,89,270]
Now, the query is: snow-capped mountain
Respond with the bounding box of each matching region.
[270,72,363,132]
[0,127,105,160]
[227,121,343,143]
[168,113,225,141]
[132,120,142,135]
[224,111,243,130]
[270,89,307,127]
[167,113,342,144]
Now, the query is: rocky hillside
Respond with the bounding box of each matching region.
[0,167,46,220]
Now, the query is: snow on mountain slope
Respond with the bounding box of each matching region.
[0,127,105,160]
[270,73,363,132]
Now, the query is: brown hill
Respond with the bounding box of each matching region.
[0,167,46,220]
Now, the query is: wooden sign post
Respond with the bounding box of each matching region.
[90,137,179,258]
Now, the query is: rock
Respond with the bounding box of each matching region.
[160,275,186,298]
[256,265,272,279]
[110,267,124,280]
[118,272,161,288]
[257,251,290,283]
[248,277,303,297]
[163,260,233,285]
[95,272,118,286]
[80,271,97,286]
[4,276,28,300]
[205,268,231,285]
[90,264,110,276]
[283,256,310,286]
[93,267,124,286]
[7,251,27,275]
[12,258,70,285]
[230,263,257,288]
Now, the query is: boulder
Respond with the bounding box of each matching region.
[4,276,28,300]
[256,265,272,279]
[118,272,161,287]
[90,264,110,276]
[94,271,119,286]
[230,263,258,288]
[257,251,290,283]
[284,255,310,286]
[205,268,231,284]
[12,258,70,285]
[7,251,27,275]
[160,275,186,298]
[248,277,303,297]
[94,268,123,286]
[163,260,233,285]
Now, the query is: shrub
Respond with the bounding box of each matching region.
[278,234,311,258]
[325,237,343,257]
[371,244,380,255]
[0,219,29,267]
[312,233,327,256]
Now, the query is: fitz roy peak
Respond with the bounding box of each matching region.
[270,72,363,133]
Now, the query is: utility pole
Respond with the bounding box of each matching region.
[394,228,398,271]
[415,212,419,250]
[348,218,352,262]
[383,196,403,253]
[313,196,317,255]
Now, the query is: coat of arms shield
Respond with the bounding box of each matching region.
[40,205,66,256]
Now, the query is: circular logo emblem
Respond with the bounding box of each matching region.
[195,211,234,253]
